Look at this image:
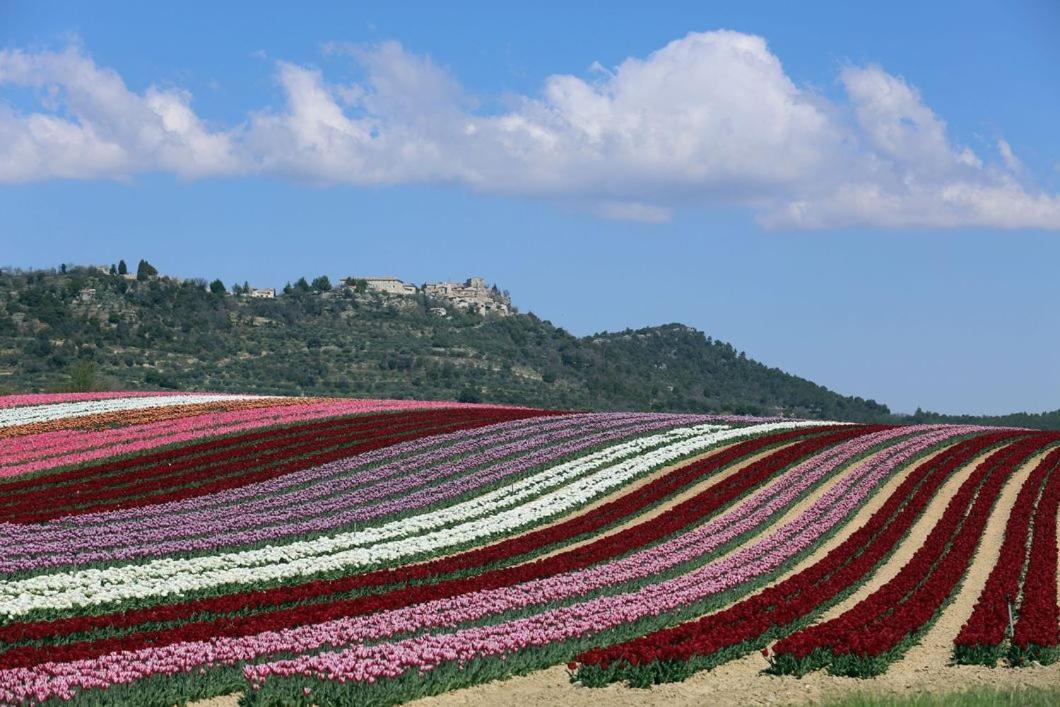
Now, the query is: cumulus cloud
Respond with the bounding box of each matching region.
[0,45,238,181]
[2,32,1059,229]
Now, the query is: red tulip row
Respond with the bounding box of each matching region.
[1010,451,1060,665]
[0,425,864,669]
[1,407,501,494]
[953,446,1060,665]
[770,433,1055,677]
[5,418,459,522]
[570,431,1015,686]
[1,409,535,523]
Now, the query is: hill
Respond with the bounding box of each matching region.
[0,264,893,421]
[1,263,1052,427]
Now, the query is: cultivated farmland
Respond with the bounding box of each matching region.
[0,392,1056,705]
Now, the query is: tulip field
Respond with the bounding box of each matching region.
[0,392,1057,706]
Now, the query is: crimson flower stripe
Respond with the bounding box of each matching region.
[0,407,529,495]
[1009,451,1060,665]
[953,445,1060,665]
[1,410,544,523]
[771,433,1056,676]
[571,427,1007,685]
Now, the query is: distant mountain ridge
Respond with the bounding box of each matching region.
[1,264,1056,428]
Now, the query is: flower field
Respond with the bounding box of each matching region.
[0,392,1056,705]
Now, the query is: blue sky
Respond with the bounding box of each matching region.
[1,1,1059,415]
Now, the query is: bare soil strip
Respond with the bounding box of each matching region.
[895,446,1054,668]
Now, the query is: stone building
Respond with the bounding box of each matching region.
[358,277,418,296]
[423,277,511,316]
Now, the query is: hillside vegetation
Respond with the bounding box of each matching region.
[1,264,1054,427]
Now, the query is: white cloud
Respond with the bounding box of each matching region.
[996,138,1023,174]
[0,45,238,181]
[2,33,1059,230]
[759,66,1060,229]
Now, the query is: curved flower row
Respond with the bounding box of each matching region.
[0,394,270,429]
[953,446,1060,665]
[770,433,1054,677]
[1,422,829,618]
[1010,452,1060,665]
[0,391,185,409]
[571,427,1001,686]
[2,413,686,570]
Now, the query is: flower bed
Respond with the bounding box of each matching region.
[0,392,1048,706]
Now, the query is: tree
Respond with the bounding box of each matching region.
[294,277,311,292]
[117,260,128,275]
[457,386,482,404]
[311,275,332,292]
[109,264,117,275]
[136,259,158,281]
[64,361,98,392]
[60,263,67,274]
[210,279,227,296]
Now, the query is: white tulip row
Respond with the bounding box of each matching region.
[0,394,273,428]
[0,421,829,618]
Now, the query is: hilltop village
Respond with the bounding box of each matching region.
[58,261,513,319]
[243,275,512,317]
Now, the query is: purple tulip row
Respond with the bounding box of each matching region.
[2,414,710,571]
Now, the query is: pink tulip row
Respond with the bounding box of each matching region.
[0,397,526,477]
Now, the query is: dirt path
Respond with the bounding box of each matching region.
[892,446,1052,671]
[406,658,1060,707]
